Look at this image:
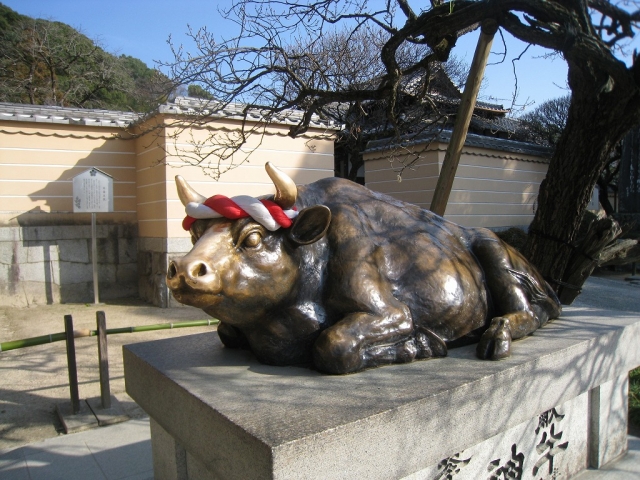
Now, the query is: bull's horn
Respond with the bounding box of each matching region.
[265,162,297,209]
[175,176,207,206]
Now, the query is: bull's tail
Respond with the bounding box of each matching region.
[507,268,562,321]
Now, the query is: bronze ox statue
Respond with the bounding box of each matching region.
[167,163,561,374]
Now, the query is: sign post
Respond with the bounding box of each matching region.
[92,213,98,303]
[72,168,113,304]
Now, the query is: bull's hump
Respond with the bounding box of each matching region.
[300,177,470,241]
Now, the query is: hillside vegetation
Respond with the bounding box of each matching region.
[0,3,171,111]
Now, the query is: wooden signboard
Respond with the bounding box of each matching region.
[72,168,114,303]
[72,168,113,213]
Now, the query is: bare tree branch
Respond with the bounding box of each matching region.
[160,0,640,291]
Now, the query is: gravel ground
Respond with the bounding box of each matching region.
[0,298,214,450]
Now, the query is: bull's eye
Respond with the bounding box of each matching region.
[243,231,262,248]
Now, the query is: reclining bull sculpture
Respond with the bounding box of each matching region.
[167,163,561,374]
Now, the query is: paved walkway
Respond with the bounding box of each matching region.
[576,436,640,479]
[1,420,639,479]
[0,418,152,480]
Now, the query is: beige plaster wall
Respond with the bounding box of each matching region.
[162,118,335,238]
[0,112,336,306]
[0,121,137,226]
[0,121,139,305]
[0,117,334,233]
[364,141,549,229]
[135,121,168,239]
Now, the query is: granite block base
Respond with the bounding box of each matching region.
[124,307,640,479]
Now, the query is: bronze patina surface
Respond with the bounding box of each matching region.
[167,163,561,374]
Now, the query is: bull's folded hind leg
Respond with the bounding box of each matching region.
[312,305,449,374]
[361,327,447,368]
[471,232,553,360]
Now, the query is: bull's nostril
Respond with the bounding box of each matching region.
[197,263,207,277]
[167,261,177,279]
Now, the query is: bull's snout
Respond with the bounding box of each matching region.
[166,258,221,293]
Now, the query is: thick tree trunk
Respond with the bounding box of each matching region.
[523,58,640,299]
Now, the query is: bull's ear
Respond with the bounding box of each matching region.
[289,205,331,245]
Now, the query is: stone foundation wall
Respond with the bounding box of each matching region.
[0,224,137,306]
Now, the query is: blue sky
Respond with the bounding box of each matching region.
[5,0,571,114]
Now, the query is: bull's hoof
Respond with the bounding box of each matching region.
[476,317,512,360]
[313,330,363,374]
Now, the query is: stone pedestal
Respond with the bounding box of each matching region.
[124,307,640,480]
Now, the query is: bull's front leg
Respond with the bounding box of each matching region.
[217,321,250,349]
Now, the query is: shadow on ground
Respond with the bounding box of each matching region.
[0,299,214,450]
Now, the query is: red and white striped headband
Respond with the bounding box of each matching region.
[182,194,298,231]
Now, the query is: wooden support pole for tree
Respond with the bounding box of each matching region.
[430,20,498,216]
[64,314,81,415]
[557,215,622,305]
[96,311,111,409]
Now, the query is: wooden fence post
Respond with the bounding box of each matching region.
[64,314,81,415]
[96,311,111,409]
